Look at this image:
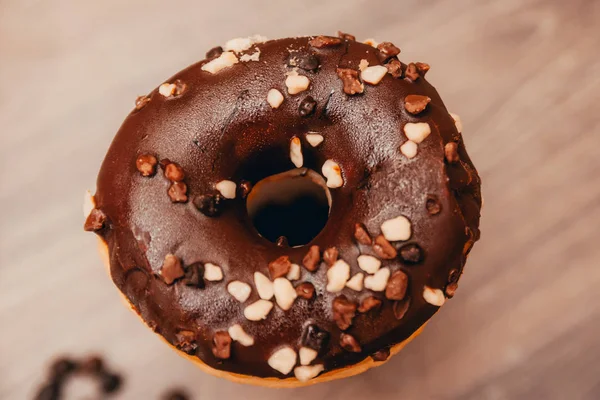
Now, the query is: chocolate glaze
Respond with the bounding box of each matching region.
[93,36,482,378]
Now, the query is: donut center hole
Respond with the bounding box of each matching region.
[247,168,331,247]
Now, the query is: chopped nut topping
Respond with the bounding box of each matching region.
[223,35,266,53]
[212,331,231,359]
[298,95,317,117]
[205,46,223,59]
[159,254,184,285]
[323,247,339,266]
[193,193,224,217]
[346,273,364,291]
[285,71,310,95]
[385,270,409,300]
[423,286,445,306]
[267,88,284,108]
[309,35,342,48]
[201,51,239,74]
[445,282,458,298]
[450,112,463,133]
[183,262,205,288]
[358,59,369,71]
[340,333,361,352]
[158,80,186,98]
[136,154,158,177]
[295,282,315,299]
[227,281,252,303]
[290,136,304,168]
[363,38,379,47]
[381,215,412,241]
[372,235,397,259]
[84,208,106,232]
[399,243,423,264]
[254,272,274,300]
[371,348,390,362]
[268,347,297,375]
[426,195,442,215]
[357,255,381,274]
[332,295,357,330]
[239,180,253,198]
[203,263,223,281]
[168,182,188,203]
[377,42,401,62]
[228,324,254,346]
[415,62,430,76]
[404,94,431,115]
[302,245,321,272]
[164,162,185,182]
[83,190,96,219]
[215,180,236,199]
[305,133,324,147]
[393,298,411,319]
[287,263,301,280]
[354,223,372,245]
[405,63,420,81]
[135,95,151,110]
[175,330,197,354]
[364,267,391,292]
[326,259,350,292]
[361,65,388,85]
[358,296,382,313]
[400,140,418,159]
[276,236,289,247]
[269,255,292,279]
[299,347,318,366]
[244,299,273,321]
[287,51,320,71]
[240,49,261,62]
[294,365,324,382]
[336,68,364,95]
[386,59,403,78]
[301,324,329,352]
[273,277,297,311]
[445,142,460,163]
[404,122,431,144]
[322,159,343,188]
[337,31,356,41]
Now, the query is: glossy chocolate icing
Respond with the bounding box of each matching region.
[92,36,481,378]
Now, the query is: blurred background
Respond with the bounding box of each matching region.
[1,0,599,399]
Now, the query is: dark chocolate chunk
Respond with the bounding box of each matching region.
[175,330,197,354]
[358,296,382,313]
[415,62,430,77]
[302,245,320,272]
[385,270,409,300]
[84,208,106,232]
[404,94,431,115]
[309,35,342,48]
[323,247,339,266]
[372,235,397,259]
[269,255,292,279]
[393,297,411,320]
[340,333,361,353]
[445,142,460,163]
[399,243,423,264]
[287,52,320,71]
[386,59,403,79]
[405,63,420,81]
[183,262,205,288]
[354,223,372,245]
[159,254,185,285]
[276,236,289,247]
[136,154,158,177]
[337,68,364,95]
[80,355,104,374]
[445,282,458,298]
[332,295,357,330]
[168,182,188,203]
[298,95,317,117]
[99,372,122,394]
[337,31,356,41]
[135,95,151,111]
[426,195,442,215]
[371,348,390,362]
[296,282,315,299]
[377,42,401,62]
[164,162,185,182]
[239,180,253,198]
[301,324,330,353]
[212,331,232,360]
[206,46,224,59]
[34,383,61,400]
[193,193,224,217]
[49,357,77,380]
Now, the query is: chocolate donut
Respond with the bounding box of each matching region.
[85,33,481,385]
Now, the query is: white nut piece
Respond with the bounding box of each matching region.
[423,286,446,306]
[267,88,284,108]
[381,215,412,241]
[273,277,297,311]
[299,346,318,366]
[285,71,310,95]
[228,324,254,346]
[363,38,379,47]
[254,272,274,300]
[305,133,324,147]
[215,180,236,199]
[290,136,303,168]
[268,346,297,375]
[294,365,325,382]
[201,51,239,74]
[400,140,418,159]
[204,263,223,281]
[346,273,364,291]
[227,281,251,303]
[357,255,381,274]
[361,65,388,85]
[364,267,391,292]
[240,49,261,62]
[404,122,431,144]
[158,83,176,97]
[450,112,463,133]
[287,263,301,281]
[326,259,350,292]
[223,35,266,53]
[83,190,96,219]
[322,159,343,188]
[244,299,274,321]
[358,59,369,71]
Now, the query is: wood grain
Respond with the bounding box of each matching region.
[1,0,599,399]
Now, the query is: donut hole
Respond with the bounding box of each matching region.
[247,168,331,247]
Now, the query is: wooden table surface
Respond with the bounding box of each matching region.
[1,0,599,399]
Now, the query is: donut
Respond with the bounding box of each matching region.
[84,33,482,386]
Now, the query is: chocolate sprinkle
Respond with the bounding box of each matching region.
[269,255,292,279]
[309,35,342,48]
[332,295,357,330]
[404,94,431,115]
[159,254,185,285]
[377,42,401,62]
[205,46,223,59]
[168,182,188,203]
[354,222,372,245]
[193,193,224,217]
[296,282,315,299]
[393,297,411,320]
[337,68,364,95]
[301,324,329,353]
[426,195,442,215]
[164,162,185,182]
[323,247,339,266]
[372,235,397,259]
[445,142,460,163]
[405,63,420,81]
[302,245,320,272]
[212,331,232,360]
[358,296,382,313]
[84,208,106,232]
[298,95,317,117]
[386,59,403,79]
[385,270,409,300]
[399,243,423,264]
[183,262,205,288]
[371,348,390,362]
[340,333,361,353]
[337,31,356,41]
